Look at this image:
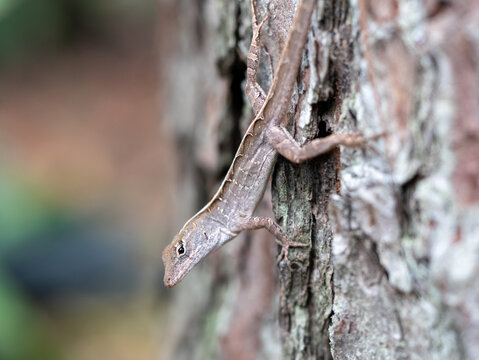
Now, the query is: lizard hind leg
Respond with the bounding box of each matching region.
[246,0,269,115]
[233,216,308,270]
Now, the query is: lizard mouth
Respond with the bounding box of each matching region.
[164,271,180,287]
[163,266,189,287]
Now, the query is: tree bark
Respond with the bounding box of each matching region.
[161,0,479,359]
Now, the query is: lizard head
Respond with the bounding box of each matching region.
[162,216,238,287]
[162,223,213,287]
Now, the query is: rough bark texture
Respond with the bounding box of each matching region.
[161,0,479,359]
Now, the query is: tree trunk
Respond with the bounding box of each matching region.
[160,0,479,359]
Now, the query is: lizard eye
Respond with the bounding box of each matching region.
[177,245,185,256]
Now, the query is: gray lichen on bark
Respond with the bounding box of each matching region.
[328,0,464,358]
[271,0,465,358]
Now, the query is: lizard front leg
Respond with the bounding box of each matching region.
[266,124,383,164]
[246,0,269,115]
[232,216,308,268]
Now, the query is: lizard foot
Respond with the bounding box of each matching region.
[231,216,309,270]
[275,238,309,270]
[338,132,386,148]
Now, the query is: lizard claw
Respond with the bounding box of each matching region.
[275,238,308,270]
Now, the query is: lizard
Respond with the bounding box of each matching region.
[162,0,379,287]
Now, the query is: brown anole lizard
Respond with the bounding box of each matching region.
[163,0,379,287]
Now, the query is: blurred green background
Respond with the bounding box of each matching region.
[0,0,177,359]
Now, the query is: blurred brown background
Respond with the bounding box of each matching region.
[0,0,179,359]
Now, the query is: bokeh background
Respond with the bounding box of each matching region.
[0,1,179,359]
